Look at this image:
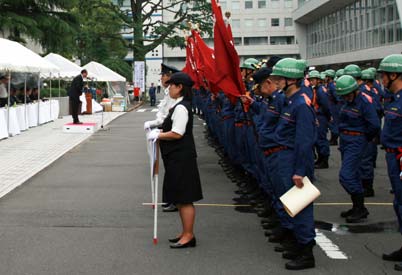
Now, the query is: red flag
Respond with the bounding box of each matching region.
[211,0,245,97]
[182,37,202,89]
[191,30,218,88]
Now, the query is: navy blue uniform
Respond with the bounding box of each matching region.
[381,89,402,233]
[269,89,317,245]
[338,92,380,195]
[312,84,331,157]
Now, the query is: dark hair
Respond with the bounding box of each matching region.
[81,69,87,74]
[180,85,193,101]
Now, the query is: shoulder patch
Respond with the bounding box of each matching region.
[301,93,312,106]
[361,92,373,104]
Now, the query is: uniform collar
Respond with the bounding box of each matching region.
[174,96,184,104]
[394,89,402,101]
[285,89,301,105]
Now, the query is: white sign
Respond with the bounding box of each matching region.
[134,61,145,92]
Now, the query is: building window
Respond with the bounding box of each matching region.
[245,19,254,28]
[244,37,268,45]
[258,18,267,28]
[232,1,240,10]
[258,0,266,8]
[233,37,242,45]
[245,0,253,9]
[271,18,280,27]
[270,36,294,45]
[220,1,227,10]
[271,0,280,8]
[232,19,240,29]
[284,18,293,27]
[284,0,293,8]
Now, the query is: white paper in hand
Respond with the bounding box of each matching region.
[279,177,320,218]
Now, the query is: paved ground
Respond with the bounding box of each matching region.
[0,96,401,274]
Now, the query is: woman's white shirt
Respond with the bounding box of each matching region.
[171,96,188,136]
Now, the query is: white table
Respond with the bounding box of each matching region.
[0,108,8,139]
[7,107,20,136]
[15,105,27,131]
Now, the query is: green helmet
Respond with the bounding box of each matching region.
[325,69,336,78]
[361,69,375,80]
[336,75,358,96]
[368,67,377,74]
[308,70,321,79]
[336,69,344,77]
[344,64,362,78]
[241,58,259,70]
[378,54,402,73]
[271,58,306,79]
[320,72,326,80]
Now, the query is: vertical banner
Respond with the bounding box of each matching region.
[134,61,145,93]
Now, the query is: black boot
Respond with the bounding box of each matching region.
[346,193,369,223]
[275,233,297,253]
[268,228,292,243]
[329,134,338,146]
[383,247,402,261]
[315,155,329,169]
[285,240,316,270]
[340,194,355,218]
[362,179,375,197]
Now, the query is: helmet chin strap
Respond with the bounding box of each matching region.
[284,79,296,91]
[386,72,400,90]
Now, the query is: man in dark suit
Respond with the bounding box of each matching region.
[149,83,156,106]
[68,69,88,124]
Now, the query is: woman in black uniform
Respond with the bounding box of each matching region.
[147,72,203,248]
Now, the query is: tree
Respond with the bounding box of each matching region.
[73,0,133,81]
[0,0,79,56]
[119,0,213,63]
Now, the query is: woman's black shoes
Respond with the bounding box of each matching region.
[168,237,181,243]
[170,237,196,248]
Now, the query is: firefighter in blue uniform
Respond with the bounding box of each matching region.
[241,67,290,236]
[336,75,380,223]
[344,64,381,198]
[267,58,317,270]
[378,55,402,271]
[326,69,340,145]
[308,70,331,169]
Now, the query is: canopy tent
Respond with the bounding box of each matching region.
[0,38,59,74]
[83,61,126,82]
[43,53,83,80]
[83,61,127,98]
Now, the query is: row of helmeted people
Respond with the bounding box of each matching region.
[192,54,402,271]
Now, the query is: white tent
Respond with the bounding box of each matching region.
[0,38,59,73]
[83,61,127,98]
[43,53,82,79]
[83,61,126,82]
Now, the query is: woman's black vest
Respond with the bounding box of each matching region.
[160,100,197,159]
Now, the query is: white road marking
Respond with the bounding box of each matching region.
[151,109,158,112]
[315,230,348,259]
[137,109,146,112]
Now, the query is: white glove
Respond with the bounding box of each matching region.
[147,129,160,141]
[144,121,152,130]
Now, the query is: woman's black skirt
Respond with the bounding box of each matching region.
[162,156,203,204]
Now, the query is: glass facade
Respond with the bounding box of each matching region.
[306,0,402,58]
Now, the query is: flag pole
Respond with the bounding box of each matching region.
[153,140,160,245]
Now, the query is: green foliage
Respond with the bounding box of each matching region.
[120,0,213,61]
[0,0,79,56]
[40,88,68,97]
[101,59,133,82]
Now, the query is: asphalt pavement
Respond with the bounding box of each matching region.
[0,96,400,274]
